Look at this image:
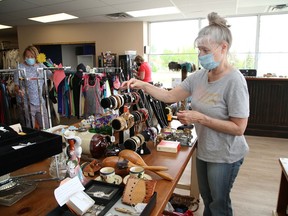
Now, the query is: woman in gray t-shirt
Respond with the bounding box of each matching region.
[121,12,249,216]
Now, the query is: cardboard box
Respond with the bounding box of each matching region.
[54,177,95,216]
[157,140,181,153]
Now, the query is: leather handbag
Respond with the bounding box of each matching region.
[122,177,157,206]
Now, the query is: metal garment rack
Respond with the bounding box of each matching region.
[0,69,20,74]
[85,67,122,75]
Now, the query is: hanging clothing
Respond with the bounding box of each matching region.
[71,71,83,118]
[82,74,104,118]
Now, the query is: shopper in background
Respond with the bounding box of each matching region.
[133,55,153,83]
[14,45,53,129]
[121,12,249,216]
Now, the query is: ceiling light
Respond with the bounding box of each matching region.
[126,7,180,18]
[28,13,78,23]
[0,24,12,30]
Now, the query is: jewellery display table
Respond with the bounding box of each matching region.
[0,126,198,216]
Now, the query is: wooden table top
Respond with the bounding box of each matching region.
[0,125,197,216]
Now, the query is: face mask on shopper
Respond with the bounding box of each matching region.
[198,53,219,70]
[25,58,36,66]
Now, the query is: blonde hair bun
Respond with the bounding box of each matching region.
[208,12,230,28]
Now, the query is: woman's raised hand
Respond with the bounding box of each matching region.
[120,78,146,90]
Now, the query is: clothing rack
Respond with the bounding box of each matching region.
[41,66,72,72]
[0,69,17,77]
[88,67,122,74]
[0,69,21,73]
[41,66,123,75]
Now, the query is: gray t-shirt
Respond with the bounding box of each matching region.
[180,68,249,163]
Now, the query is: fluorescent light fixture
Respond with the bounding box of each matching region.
[28,13,78,23]
[0,24,12,30]
[126,6,180,17]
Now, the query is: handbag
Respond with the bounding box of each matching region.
[122,177,157,206]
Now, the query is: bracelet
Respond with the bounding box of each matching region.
[139,108,149,122]
[136,133,145,145]
[100,97,111,109]
[118,94,125,107]
[131,135,141,148]
[111,116,127,131]
[131,92,140,105]
[121,112,135,129]
[113,95,121,109]
[110,96,118,110]
[123,138,137,151]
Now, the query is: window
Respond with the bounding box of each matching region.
[226,16,257,71]
[201,16,257,71]
[149,13,288,86]
[258,14,288,76]
[149,20,199,87]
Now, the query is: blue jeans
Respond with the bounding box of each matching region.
[196,157,244,216]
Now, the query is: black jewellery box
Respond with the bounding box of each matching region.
[48,180,157,216]
[0,126,63,176]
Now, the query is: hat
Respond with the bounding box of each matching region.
[77,63,86,72]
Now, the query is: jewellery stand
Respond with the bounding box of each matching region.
[131,102,151,155]
[136,142,151,155]
[118,98,151,155]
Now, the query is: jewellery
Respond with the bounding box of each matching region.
[123,139,137,151]
[136,133,145,144]
[114,95,123,109]
[110,96,117,109]
[138,108,149,122]
[111,116,127,131]
[131,92,140,105]
[86,190,114,198]
[131,111,141,124]
[121,112,135,129]
[114,207,139,215]
[131,136,141,147]
[100,97,111,109]
[115,95,123,109]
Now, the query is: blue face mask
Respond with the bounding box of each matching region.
[198,53,219,70]
[25,58,36,66]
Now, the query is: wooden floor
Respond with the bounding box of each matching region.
[174,135,288,216]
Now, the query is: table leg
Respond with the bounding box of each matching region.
[190,150,199,199]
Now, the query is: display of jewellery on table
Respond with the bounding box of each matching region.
[82,203,105,216]
[156,127,194,147]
